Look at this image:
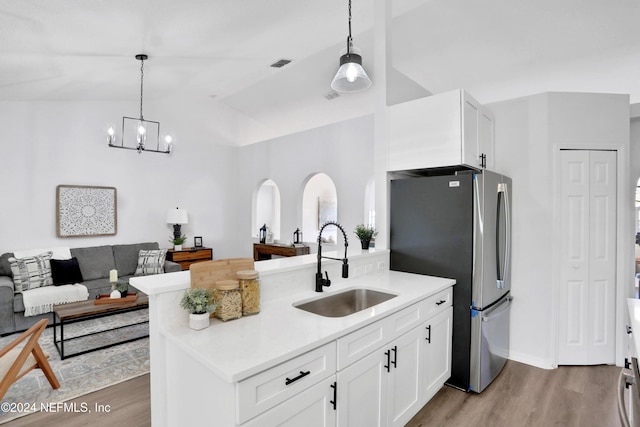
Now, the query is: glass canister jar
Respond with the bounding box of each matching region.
[213,280,242,321]
[237,270,260,315]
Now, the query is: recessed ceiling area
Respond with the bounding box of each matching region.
[1,0,639,145]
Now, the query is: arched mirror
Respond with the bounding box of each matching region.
[253,179,281,241]
[302,173,338,245]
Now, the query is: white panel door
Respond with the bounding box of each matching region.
[558,150,617,365]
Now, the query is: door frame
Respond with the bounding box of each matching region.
[551,142,632,368]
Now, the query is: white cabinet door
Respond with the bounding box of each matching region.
[462,94,479,169]
[478,109,494,170]
[462,92,494,170]
[387,327,422,427]
[421,307,453,400]
[337,348,387,427]
[337,327,429,427]
[388,89,494,172]
[242,375,337,427]
[336,295,454,427]
[387,90,463,171]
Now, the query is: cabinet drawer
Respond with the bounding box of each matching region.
[336,318,386,371]
[237,341,336,424]
[423,287,452,319]
[386,300,425,337]
[336,301,426,371]
[168,248,212,262]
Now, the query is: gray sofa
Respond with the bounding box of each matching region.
[0,242,181,335]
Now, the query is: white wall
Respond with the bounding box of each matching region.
[488,92,631,369]
[236,115,375,257]
[631,115,640,236]
[0,100,238,258]
[0,101,374,261]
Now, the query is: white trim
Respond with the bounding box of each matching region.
[551,142,631,368]
[508,352,555,370]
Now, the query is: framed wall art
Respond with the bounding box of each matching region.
[56,185,117,237]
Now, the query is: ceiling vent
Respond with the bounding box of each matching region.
[270,59,291,68]
[324,91,340,101]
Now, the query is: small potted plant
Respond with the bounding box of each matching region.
[170,235,187,251]
[354,224,378,250]
[180,288,218,330]
[116,280,129,297]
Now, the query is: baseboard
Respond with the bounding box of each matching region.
[508,351,555,370]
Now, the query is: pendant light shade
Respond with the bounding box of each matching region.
[331,48,371,93]
[331,0,371,93]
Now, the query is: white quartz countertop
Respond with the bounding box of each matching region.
[160,270,454,383]
[628,298,640,357]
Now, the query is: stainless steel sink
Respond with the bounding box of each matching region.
[293,288,397,318]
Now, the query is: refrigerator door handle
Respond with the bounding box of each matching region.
[482,295,513,322]
[496,182,511,289]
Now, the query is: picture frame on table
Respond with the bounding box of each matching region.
[194,236,203,248]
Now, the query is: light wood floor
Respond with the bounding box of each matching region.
[407,360,621,427]
[5,360,621,426]
[4,374,151,427]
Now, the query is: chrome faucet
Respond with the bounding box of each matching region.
[316,221,349,292]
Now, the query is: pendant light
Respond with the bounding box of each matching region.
[330,0,372,93]
[108,54,173,154]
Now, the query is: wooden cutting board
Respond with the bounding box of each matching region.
[190,258,255,291]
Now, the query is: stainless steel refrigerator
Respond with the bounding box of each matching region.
[390,169,512,393]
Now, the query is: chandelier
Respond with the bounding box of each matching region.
[107,54,173,154]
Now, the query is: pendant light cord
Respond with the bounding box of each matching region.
[346,0,352,54]
[139,57,145,120]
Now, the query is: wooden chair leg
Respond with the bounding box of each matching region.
[32,343,60,390]
[0,319,61,399]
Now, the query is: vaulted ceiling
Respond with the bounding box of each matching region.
[2,0,639,145]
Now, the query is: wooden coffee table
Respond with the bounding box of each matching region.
[52,293,149,360]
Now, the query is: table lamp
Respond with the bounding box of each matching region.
[166,207,188,240]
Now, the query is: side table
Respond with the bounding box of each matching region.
[253,243,310,261]
[167,247,213,270]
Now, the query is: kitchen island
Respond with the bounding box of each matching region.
[131,249,455,426]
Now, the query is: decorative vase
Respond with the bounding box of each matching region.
[360,239,371,250]
[189,313,210,330]
[175,244,183,251]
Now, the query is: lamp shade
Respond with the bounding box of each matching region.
[330,51,371,93]
[166,208,188,224]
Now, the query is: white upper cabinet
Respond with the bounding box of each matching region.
[387,89,494,171]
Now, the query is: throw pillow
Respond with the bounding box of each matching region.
[9,251,53,293]
[135,249,167,276]
[50,257,84,286]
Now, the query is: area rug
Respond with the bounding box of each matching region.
[0,309,149,424]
